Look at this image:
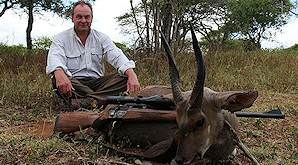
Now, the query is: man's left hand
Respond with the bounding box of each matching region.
[125,68,141,95]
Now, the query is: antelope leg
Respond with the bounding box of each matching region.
[224,120,260,165]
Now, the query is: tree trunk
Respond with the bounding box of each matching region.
[171,0,179,55]
[171,17,180,55]
[142,0,151,54]
[177,25,188,53]
[130,0,144,48]
[161,2,173,46]
[26,0,33,49]
[152,0,160,53]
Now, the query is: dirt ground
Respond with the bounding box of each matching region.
[0,91,297,164]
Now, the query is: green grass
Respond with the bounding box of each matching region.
[0,45,297,164]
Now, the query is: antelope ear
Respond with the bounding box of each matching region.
[215,91,258,112]
[143,137,176,161]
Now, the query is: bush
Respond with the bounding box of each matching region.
[33,37,52,50]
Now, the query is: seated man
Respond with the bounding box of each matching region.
[46,1,140,110]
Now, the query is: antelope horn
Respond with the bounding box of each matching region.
[188,25,206,111]
[160,30,184,103]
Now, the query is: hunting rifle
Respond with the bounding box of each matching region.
[54,96,285,134]
[95,96,285,120]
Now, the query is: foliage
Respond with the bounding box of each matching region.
[227,0,293,49]
[284,43,298,52]
[116,0,295,52]
[33,36,52,50]
[0,43,27,54]
[17,0,68,15]
[185,0,229,44]
[114,42,132,56]
[200,39,247,52]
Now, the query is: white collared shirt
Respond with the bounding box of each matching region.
[46,28,135,78]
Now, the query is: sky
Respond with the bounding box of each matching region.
[0,0,297,49]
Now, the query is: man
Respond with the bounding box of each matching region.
[46,0,140,110]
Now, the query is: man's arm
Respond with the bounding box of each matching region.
[47,32,74,97]
[100,33,140,94]
[125,68,140,95]
[54,68,73,97]
[46,34,70,77]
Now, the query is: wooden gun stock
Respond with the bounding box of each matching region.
[54,109,177,134]
[54,111,101,133]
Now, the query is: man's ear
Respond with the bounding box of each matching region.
[71,14,75,22]
[214,91,258,112]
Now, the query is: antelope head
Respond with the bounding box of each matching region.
[160,27,218,164]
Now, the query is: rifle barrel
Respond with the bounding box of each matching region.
[235,111,285,119]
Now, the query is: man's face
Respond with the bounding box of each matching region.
[72,4,92,33]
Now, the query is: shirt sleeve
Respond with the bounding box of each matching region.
[101,35,135,75]
[46,35,72,77]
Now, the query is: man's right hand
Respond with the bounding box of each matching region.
[54,68,73,97]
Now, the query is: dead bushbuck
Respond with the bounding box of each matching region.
[106,27,258,164]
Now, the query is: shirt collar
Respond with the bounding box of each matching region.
[71,27,93,45]
[71,27,92,37]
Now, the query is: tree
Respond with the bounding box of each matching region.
[18,0,68,49]
[0,0,80,49]
[116,0,232,53]
[227,0,292,49]
[116,0,294,53]
[186,0,231,48]
[116,0,193,54]
[0,0,17,17]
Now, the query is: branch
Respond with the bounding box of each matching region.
[290,10,298,15]
[0,0,17,17]
[130,0,144,46]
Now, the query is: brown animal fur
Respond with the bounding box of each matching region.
[101,27,258,164]
[110,86,257,163]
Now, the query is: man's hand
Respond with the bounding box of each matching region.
[54,68,73,97]
[125,68,140,95]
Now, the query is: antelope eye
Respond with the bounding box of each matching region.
[195,118,205,128]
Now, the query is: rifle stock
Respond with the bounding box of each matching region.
[54,111,102,133]
[54,108,177,134]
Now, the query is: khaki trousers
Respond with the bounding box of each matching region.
[52,73,128,101]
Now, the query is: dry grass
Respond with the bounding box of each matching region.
[133,49,297,94]
[0,45,297,164]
